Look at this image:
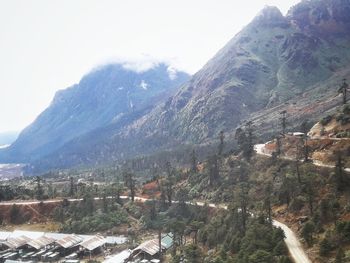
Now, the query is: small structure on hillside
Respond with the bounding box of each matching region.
[79,235,106,258]
[292,132,305,137]
[129,233,173,261]
[103,249,131,263]
[2,236,32,250]
[0,230,125,262]
[11,230,43,240]
[27,236,55,250]
[55,234,83,256]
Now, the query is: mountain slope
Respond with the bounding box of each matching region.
[0,63,189,162]
[15,0,350,171]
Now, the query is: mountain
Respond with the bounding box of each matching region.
[8,0,350,172]
[0,63,190,162]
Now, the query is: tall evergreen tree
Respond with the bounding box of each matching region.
[190,149,198,173]
[69,176,75,197]
[301,121,310,162]
[280,110,287,135]
[218,130,225,156]
[35,176,44,200]
[207,155,219,186]
[123,170,136,202]
[235,121,255,161]
[338,78,349,105]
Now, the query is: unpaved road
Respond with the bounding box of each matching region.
[273,221,312,263]
[254,143,350,172]
[0,196,311,263]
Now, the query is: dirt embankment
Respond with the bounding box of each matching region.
[0,201,59,225]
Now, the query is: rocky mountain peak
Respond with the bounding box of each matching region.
[251,6,288,27]
[287,0,350,34]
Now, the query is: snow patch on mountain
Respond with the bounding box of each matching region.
[139,80,149,90]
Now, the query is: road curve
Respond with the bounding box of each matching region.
[0,196,311,263]
[273,220,312,263]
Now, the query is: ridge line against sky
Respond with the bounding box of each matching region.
[0,0,300,133]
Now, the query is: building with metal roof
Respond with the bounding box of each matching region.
[11,230,44,239]
[56,234,83,249]
[133,239,160,257]
[3,236,32,249]
[105,236,127,245]
[4,260,33,263]
[27,236,55,250]
[103,249,131,263]
[0,232,10,242]
[130,233,174,260]
[160,233,173,249]
[80,235,106,251]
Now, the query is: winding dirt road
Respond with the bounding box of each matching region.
[254,143,350,172]
[0,196,311,263]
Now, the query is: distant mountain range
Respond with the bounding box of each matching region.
[0,63,189,163]
[1,0,350,172]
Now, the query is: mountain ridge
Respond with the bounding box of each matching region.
[0,63,190,163]
[4,0,350,172]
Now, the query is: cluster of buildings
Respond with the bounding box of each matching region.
[0,229,174,263]
[0,230,127,263]
[104,233,173,263]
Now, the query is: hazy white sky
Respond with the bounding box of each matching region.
[0,0,300,133]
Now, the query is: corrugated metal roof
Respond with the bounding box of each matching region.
[44,232,69,240]
[0,230,126,250]
[4,260,34,263]
[80,235,106,251]
[0,231,11,241]
[103,249,131,263]
[3,236,32,249]
[134,239,160,256]
[105,236,127,245]
[27,236,55,250]
[133,233,173,256]
[55,234,83,249]
[161,233,173,249]
[12,230,44,239]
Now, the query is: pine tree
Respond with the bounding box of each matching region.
[190,149,198,173]
[338,78,349,105]
[123,170,136,202]
[218,130,225,156]
[280,110,287,135]
[35,176,44,200]
[235,121,255,161]
[69,176,75,197]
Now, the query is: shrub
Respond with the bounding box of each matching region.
[273,241,288,256]
[289,196,304,212]
[319,237,334,256]
[320,115,332,126]
[336,113,350,125]
[336,221,350,242]
[248,250,273,263]
[301,221,315,246]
